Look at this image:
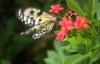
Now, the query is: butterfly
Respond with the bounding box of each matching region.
[16,7,56,39]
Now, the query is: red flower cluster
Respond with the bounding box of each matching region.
[49,4,90,40]
[49,4,64,14]
[56,16,90,40]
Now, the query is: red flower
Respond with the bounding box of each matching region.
[55,27,68,40]
[49,4,64,14]
[83,23,90,28]
[74,16,90,30]
[59,17,74,30]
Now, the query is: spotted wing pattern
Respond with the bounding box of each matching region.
[16,7,56,39]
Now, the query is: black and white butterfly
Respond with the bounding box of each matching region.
[16,7,56,39]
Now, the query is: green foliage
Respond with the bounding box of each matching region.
[64,33,84,45]
[45,41,67,64]
[45,41,92,64]
[66,0,86,16]
[45,0,100,64]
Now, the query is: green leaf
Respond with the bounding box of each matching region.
[45,49,67,64]
[91,36,100,62]
[66,0,85,16]
[92,2,100,16]
[62,44,78,53]
[64,34,83,45]
[97,9,100,20]
[67,36,77,44]
[45,59,56,64]
[64,52,91,64]
[77,44,88,54]
[53,40,68,53]
[84,0,94,18]
[92,48,100,63]
[47,51,58,61]
[45,41,68,64]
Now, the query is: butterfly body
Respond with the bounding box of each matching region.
[16,7,56,39]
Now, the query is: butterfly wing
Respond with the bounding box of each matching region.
[16,7,56,39]
[17,7,41,27]
[32,23,54,39]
